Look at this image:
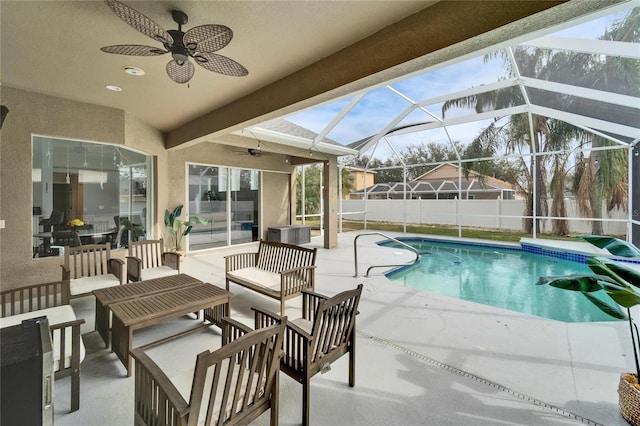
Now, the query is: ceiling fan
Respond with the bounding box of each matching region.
[100,0,248,84]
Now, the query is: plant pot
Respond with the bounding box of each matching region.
[175,249,185,261]
[619,373,640,425]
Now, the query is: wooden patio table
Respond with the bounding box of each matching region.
[93,273,202,348]
[109,282,232,376]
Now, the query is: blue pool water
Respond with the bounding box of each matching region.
[382,238,618,323]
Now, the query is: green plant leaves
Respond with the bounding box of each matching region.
[538,255,640,317]
[582,292,627,320]
[164,204,208,250]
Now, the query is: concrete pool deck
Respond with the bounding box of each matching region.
[54,231,634,425]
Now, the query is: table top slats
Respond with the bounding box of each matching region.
[110,283,231,327]
[93,274,201,304]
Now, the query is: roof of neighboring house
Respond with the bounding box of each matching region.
[351,163,517,196]
[351,179,514,196]
[414,163,516,190]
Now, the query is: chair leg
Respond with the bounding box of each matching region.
[70,368,80,412]
[302,376,310,426]
[270,372,279,426]
[349,334,356,387]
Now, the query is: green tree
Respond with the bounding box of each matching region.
[295,165,322,217]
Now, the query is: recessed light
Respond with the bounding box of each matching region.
[106,85,122,92]
[124,66,145,76]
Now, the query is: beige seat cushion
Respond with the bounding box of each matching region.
[227,267,280,292]
[70,275,120,296]
[140,266,178,281]
[0,305,86,371]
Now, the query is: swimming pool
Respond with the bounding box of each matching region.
[381,237,618,323]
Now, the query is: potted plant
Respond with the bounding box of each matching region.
[536,239,640,425]
[164,205,207,256]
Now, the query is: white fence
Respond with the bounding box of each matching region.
[340,198,629,236]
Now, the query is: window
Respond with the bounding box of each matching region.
[32,136,152,257]
[187,164,260,250]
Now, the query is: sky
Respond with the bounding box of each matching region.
[282,6,636,162]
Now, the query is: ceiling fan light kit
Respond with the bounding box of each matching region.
[100,0,248,84]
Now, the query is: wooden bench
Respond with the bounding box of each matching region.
[225,240,317,316]
[61,243,124,298]
[131,317,286,426]
[0,280,85,412]
[126,238,180,282]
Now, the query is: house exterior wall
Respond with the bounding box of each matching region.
[0,87,300,288]
[0,87,166,287]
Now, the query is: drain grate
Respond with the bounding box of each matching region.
[357,330,604,426]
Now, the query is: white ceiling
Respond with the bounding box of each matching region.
[0,0,435,132]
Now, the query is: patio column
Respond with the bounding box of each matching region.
[323,158,338,249]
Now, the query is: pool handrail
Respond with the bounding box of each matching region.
[354,232,420,277]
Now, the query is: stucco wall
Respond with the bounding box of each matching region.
[0,87,165,288]
[165,142,293,243]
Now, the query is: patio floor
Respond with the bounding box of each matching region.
[54,231,633,425]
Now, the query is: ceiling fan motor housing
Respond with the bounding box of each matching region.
[167,29,189,64]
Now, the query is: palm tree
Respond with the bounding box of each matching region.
[442,48,555,234]
[569,8,639,235]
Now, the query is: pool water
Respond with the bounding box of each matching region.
[382,238,618,323]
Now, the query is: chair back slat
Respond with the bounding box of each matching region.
[310,285,362,363]
[65,244,111,279]
[256,240,317,273]
[187,321,285,426]
[1,281,70,317]
[129,239,165,270]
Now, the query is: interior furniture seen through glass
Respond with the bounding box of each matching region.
[32,136,152,257]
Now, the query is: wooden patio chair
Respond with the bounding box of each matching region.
[253,284,363,426]
[131,317,287,426]
[126,238,180,282]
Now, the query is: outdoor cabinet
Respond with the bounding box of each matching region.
[0,317,54,426]
[267,225,311,244]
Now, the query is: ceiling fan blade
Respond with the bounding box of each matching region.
[101,45,167,56]
[166,59,195,84]
[104,0,173,45]
[183,25,233,53]
[194,53,248,77]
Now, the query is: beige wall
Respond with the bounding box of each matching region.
[166,142,294,243]
[0,87,165,288]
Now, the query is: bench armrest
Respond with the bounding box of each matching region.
[108,258,124,284]
[252,306,283,330]
[61,264,71,281]
[126,256,142,282]
[225,252,258,272]
[221,317,252,347]
[300,289,329,320]
[162,251,181,272]
[49,318,85,370]
[131,348,190,424]
[279,265,316,297]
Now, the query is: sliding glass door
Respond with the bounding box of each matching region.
[187,164,260,250]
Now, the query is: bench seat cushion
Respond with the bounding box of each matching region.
[0,305,86,370]
[140,266,179,281]
[227,267,281,295]
[70,274,120,296]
